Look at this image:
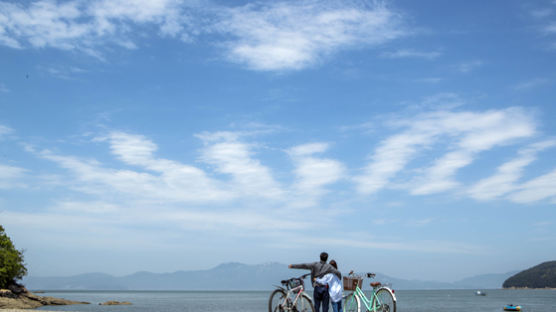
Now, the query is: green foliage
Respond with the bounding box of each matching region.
[503,261,556,288]
[0,225,27,288]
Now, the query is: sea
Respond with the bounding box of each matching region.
[35,289,556,312]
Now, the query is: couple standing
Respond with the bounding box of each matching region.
[289,252,343,312]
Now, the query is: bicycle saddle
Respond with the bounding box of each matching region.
[370,282,381,287]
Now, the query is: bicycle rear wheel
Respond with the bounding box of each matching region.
[295,293,315,312]
[375,288,396,312]
[343,293,360,312]
[269,289,287,312]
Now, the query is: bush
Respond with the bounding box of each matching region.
[0,225,27,289]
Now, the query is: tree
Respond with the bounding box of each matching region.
[0,225,27,289]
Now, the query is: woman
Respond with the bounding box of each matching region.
[314,260,343,312]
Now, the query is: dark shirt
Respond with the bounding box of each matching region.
[290,261,342,287]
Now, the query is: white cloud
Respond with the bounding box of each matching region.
[0,82,9,93]
[0,163,25,189]
[509,169,556,203]
[513,78,549,91]
[411,108,536,195]
[381,49,441,60]
[215,1,406,71]
[355,130,434,194]
[38,64,87,79]
[38,139,232,203]
[468,140,556,200]
[198,131,284,199]
[355,108,537,195]
[0,0,407,71]
[415,77,443,84]
[0,0,191,54]
[420,93,464,109]
[457,60,483,73]
[0,124,12,137]
[288,143,345,207]
[545,21,556,33]
[530,8,553,19]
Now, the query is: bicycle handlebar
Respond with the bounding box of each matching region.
[348,271,376,279]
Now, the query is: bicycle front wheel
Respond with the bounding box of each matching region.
[269,289,287,312]
[295,293,315,312]
[375,288,396,312]
[343,293,360,312]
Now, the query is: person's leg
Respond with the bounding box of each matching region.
[321,289,330,312]
[331,301,339,312]
[313,286,323,312]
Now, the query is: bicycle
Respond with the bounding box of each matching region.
[342,272,396,312]
[269,273,316,312]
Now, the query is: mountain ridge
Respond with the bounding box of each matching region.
[23,262,515,290]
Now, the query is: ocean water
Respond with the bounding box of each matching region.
[35,289,556,312]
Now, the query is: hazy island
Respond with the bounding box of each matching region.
[503,261,556,289]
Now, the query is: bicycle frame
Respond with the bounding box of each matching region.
[278,284,304,309]
[352,286,381,311]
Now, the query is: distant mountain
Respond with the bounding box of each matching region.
[503,261,556,288]
[453,271,519,289]
[24,262,291,291]
[23,262,514,290]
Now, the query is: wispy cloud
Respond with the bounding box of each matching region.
[544,21,556,33]
[38,64,87,79]
[0,0,189,56]
[457,60,483,73]
[215,1,406,71]
[288,142,345,207]
[355,107,537,196]
[381,49,441,60]
[415,77,443,84]
[411,109,536,195]
[0,163,26,189]
[468,140,556,200]
[0,0,407,71]
[0,82,9,93]
[0,124,12,137]
[530,8,553,19]
[513,78,549,91]
[509,169,556,204]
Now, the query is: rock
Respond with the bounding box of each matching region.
[7,284,26,295]
[0,288,89,309]
[99,300,132,305]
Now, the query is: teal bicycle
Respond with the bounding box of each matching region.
[342,272,396,312]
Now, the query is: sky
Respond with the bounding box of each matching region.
[1,0,556,283]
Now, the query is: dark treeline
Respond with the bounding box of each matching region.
[503,261,556,288]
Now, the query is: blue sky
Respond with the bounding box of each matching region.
[1,0,556,283]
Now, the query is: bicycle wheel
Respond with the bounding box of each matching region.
[375,288,396,312]
[294,293,316,312]
[343,293,360,312]
[269,289,287,312]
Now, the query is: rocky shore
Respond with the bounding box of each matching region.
[0,284,89,309]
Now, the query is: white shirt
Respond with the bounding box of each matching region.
[315,273,343,303]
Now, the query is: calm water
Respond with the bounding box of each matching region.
[35,289,556,312]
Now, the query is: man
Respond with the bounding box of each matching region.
[289,252,341,312]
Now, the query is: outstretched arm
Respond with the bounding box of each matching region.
[289,263,312,270]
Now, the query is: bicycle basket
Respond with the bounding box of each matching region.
[288,278,303,289]
[343,276,363,291]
